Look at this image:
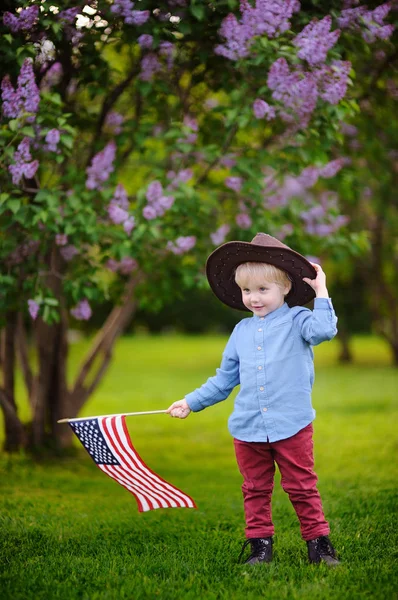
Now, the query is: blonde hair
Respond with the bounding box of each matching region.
[235,262,292,292]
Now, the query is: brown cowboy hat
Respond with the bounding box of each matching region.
[206,232,317,311]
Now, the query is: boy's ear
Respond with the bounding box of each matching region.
[284,282,292,296]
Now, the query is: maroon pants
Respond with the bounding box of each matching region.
[234,424,330,541]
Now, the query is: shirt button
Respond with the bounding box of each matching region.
[257,346,262,350]
[258,328,262,332]
[258,366,262,370]
[263,407,267,412]
[260,317,264,320]
[260,386,264,391]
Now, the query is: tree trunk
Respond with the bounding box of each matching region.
[337,329,353,364]
[3,272,142,452]
[1,312,26,451]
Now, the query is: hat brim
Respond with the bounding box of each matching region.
[206,241,317,311]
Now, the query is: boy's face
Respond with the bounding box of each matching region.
[238,278,289,317]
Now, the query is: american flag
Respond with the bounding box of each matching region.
[69,415,197,512]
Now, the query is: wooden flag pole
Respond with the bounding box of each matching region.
[57,410,168,424]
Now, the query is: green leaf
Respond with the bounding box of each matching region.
[8,120,19,132]
[61,135,74,149]
[7,199,21,214]
[21,126,35,137]
[44,298,59,306]
[190,4,205,20]
[0,193,10,204]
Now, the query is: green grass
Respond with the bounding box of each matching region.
[0,334,397,599]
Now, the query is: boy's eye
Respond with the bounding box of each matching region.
[259,287,268,292]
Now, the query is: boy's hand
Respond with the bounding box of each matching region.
[303,263,329,298]
[167,399,191,419]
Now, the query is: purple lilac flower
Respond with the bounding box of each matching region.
[183,115,199,131]
[123,217,136,234]
[113,184,129,209]
[253,99,276,120]
[143,180,175,218]
[167,236,196,255]
[108,203,129,225]
[104,111,124,134]
[210,224,230,245]
[240,0,301,39]
[45,128,60,152]
[146,181,163,203]
[60,245,79,261]
[71,299,92,321]
[140,53,162,81]
[297,166,319,188]
[9,138,39,185]
[215,0,300,61]
[159,42,175,69]
[293,16,340,66]
[55,234,68,246]
[315,60,351,105]
[40,62,63,91]
[236,213,252,229]
[268,58,318,127]
[86,142,116,190]
[106,259,120,272]
[157,196,175,210]
[107,184,132,228]
[338,3,394,42]
[143,205,157,220]
[225,176,243,192]
[340,122,358,136]
[111,0,150,25]
[318,158,346,178]
[167,168,193,189]
[28,299,40,320]
[220,154,237,168]
[1,59,40,121]
[183,133,198,144]
[138,34,153,49]
[57,7,81,24]
[3,6,39,33]
[214,13,253,61]
[129,10,150,25]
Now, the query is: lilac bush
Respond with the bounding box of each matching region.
[0,0,394,447]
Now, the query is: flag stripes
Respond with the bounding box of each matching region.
[68,414,196,512]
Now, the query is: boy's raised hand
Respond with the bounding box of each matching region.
[303,262,329,298]
[167,399,191,419]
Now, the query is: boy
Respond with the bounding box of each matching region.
[167,233,339,566]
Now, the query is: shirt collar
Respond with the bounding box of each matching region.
[252,302,290,323]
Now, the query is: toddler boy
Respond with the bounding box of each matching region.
[167,233,339,566]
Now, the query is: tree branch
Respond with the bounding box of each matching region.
[71,274,143,402]
[87,64,140,166]
[16,313,34,402]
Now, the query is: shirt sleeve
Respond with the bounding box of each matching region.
[294,298,338,346]
[185,326,240,412]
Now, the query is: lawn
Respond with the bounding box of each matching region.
[0,334,397,599]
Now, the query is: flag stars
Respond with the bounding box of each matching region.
[69,418,119,465]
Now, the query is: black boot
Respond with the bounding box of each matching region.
[307,536,340,566]
[238,537,273,564]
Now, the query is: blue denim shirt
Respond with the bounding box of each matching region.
[185,298,338,443]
